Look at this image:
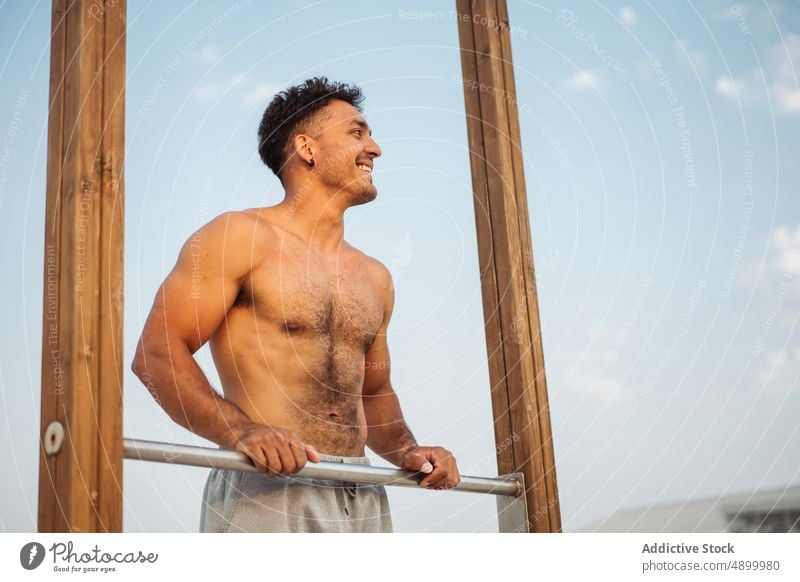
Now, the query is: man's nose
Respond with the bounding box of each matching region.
[364,135,381,158]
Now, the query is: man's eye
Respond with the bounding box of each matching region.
[353,129,362,136]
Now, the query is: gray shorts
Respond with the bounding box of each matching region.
[199,453,393,533]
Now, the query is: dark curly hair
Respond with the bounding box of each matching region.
[257,77,365,179]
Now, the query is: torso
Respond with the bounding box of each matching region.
[208,208,386,456]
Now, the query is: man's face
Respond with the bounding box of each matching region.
[311,100,382,206]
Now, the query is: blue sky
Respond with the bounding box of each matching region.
[1,0,798,532]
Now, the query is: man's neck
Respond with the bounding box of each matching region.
[272,189,347,254]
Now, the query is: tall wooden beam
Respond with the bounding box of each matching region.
[456,0,561,532]
[38,0,126,532]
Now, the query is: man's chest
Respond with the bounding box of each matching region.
[241,253,385,352]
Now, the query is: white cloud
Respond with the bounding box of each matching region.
[754,349,798,395]
[675,38,708,75]
[747,226,800,394]
[715,76,738,98]
[619,6,637,27]
[549,345,627,406]
[772,82,800,113]
[737,223,800,291]
[191,73,275,106]
[242,82,281,108]
[229,72,249,87]
[715,34,800,115]
[714,69,763,103]
[192,82,221,101]
[562,69,603,92]
[391,235,413,283]
[769,34,800,114]
[770,223,800,275]
[755,350,783,383]
[571,372,624,404]
[196,44,221,65]
[715,74,754,102]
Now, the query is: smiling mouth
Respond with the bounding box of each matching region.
[356,163,372,176]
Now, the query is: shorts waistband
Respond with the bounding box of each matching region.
[315,453,371,465]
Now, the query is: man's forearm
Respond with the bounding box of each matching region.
[133,345,254,450]
[363,384,418,467]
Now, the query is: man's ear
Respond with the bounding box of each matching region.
[293,133,315,166]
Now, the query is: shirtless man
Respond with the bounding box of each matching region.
[131,77,460,532]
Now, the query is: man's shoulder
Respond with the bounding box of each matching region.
[206,208,267,229]
[196,209,276,243]
[346,245,393,290]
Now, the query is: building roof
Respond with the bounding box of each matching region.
[577,483,800,532]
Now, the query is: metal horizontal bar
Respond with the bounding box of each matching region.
[124,438,521,497]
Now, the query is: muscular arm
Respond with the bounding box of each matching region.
[131,212,259,450]
[362,266,419,467]
[362,263,461,489]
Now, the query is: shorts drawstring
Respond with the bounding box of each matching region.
[317,455,364,499]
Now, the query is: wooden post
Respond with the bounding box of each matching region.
[456,0,561,532]
[38,0,126,532]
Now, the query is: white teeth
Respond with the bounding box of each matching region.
[357,164,372,174]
